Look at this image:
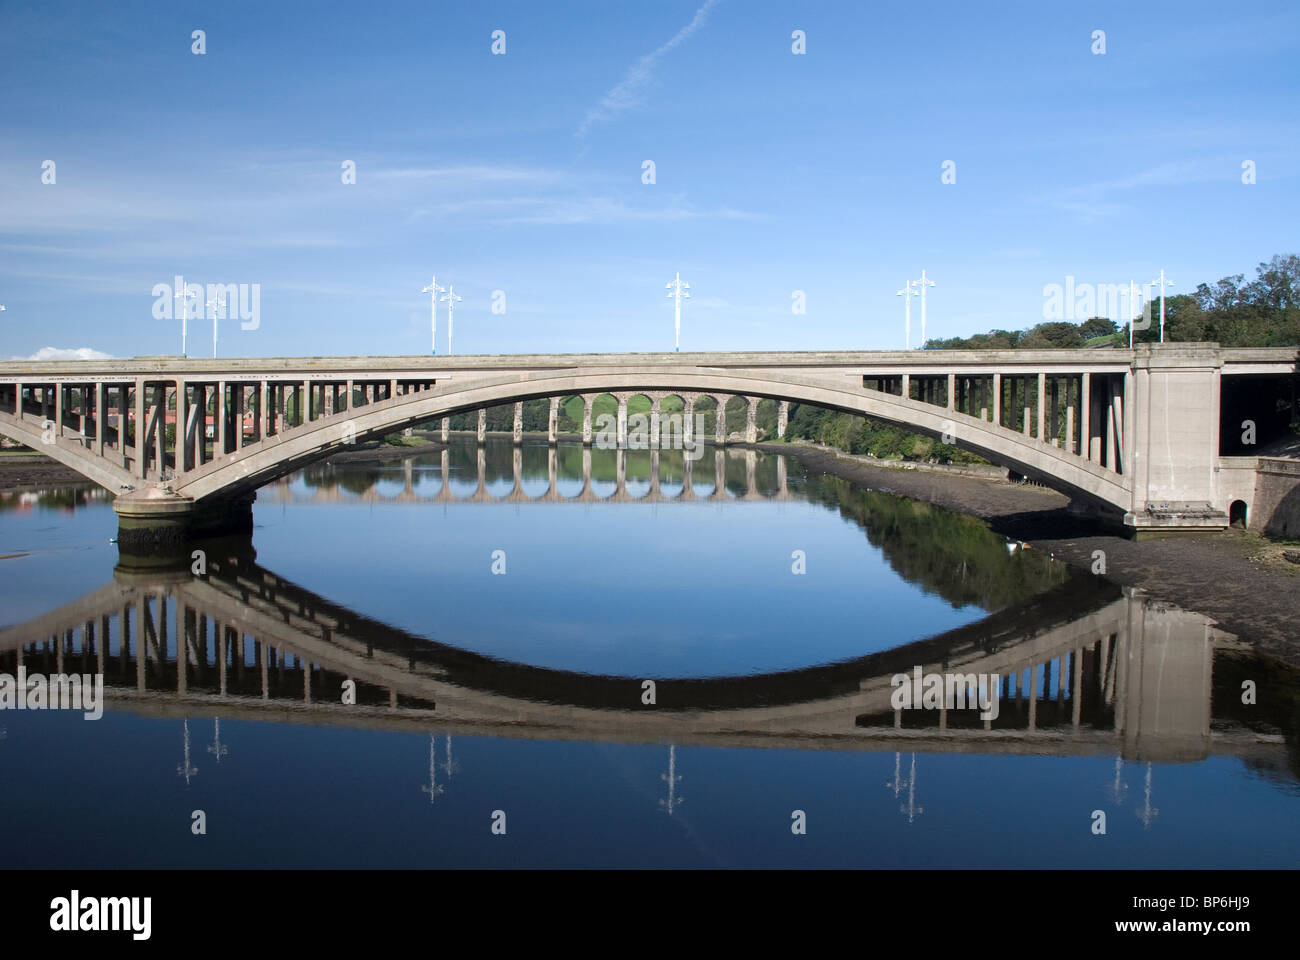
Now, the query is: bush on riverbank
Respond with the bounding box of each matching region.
[782,405,986,465]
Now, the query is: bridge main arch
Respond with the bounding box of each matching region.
[164,368,1131,515]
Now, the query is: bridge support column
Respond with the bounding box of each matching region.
[1049,378,1059,446]
[513,402,523,444]
[650,395,661,448]
[94,382,105,456]
[153,385,166,477]
[477,408,487,445]
[777,400,788,439]
[177,380,189,473]
[1081,374,1093,461]
[218,380,228,456]
[616,394,628,447]
[548,397,559,444]
[441,418,449,443]
[745,397,757,444]
[992,373,1001,426]
[1037,372,1046,440]
[716,396,728,445]
[582,395,593,445]
[1104,377,1117,471]
[682,395,695,447]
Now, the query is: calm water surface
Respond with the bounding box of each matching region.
[0,440,1296,867]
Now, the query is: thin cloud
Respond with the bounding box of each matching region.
[577,0,721,138]
[6,347,114,361]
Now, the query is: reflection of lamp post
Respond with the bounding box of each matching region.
[207,717,228,764]
[177,718,197,786]
[439,735,458,781]
[1136,763,1159,830]
[888,752,923,823]
[1107,755,1128,804]
[659,744,683,816]
[902,753,924,823]
[420,733,443,804]
[886,751,905,800]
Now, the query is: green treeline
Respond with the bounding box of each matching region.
[928,253,1300,350]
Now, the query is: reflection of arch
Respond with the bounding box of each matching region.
[0,553,1264,764]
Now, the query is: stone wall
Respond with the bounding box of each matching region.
[1252,457,1300,538]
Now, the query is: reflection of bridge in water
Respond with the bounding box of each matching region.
[270,445,793,505]
[0,549,1286,771]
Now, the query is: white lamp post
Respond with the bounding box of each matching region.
[666,272,690,352]
[174,285,193,357]
[422,276,444,355]
[913,270,936,347]
[440,284,462,355]
[1149,269,1173,343]
[206,291,226,359]
[897,280,918,349]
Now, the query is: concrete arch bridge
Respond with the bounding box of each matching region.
[0,345,1294,542]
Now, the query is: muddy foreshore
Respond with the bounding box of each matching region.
[760,441,1300,666]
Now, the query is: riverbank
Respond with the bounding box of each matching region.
[0,454,90,492]
[762,441,1300,664]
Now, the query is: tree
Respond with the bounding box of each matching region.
[1019,322,1085,349]
[1079,317,1117,340]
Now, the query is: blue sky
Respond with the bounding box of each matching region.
[1,0,1297,359]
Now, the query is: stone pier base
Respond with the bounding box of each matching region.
[114,492,255,552]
